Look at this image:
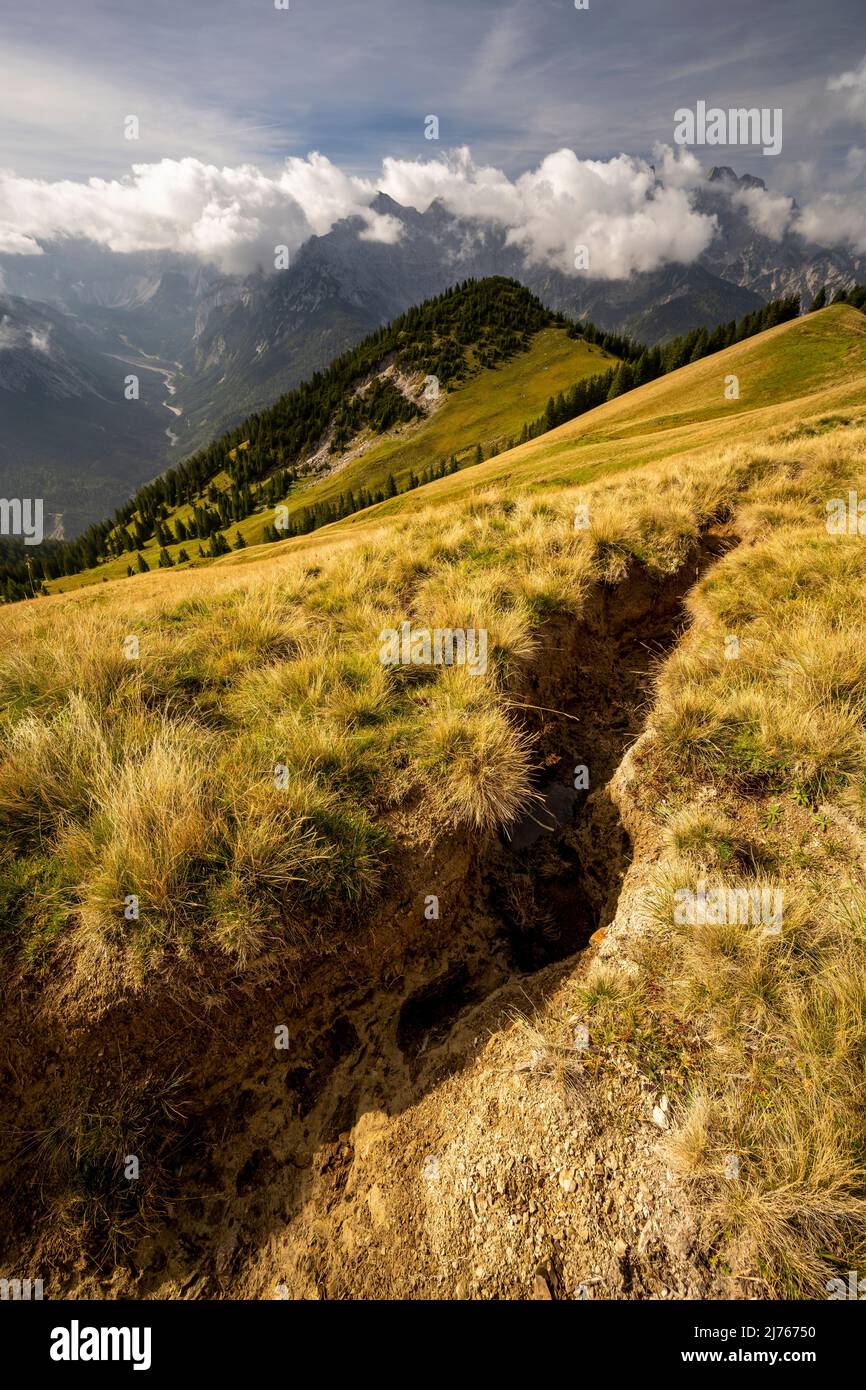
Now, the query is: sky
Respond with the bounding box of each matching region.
[0,0,864,274]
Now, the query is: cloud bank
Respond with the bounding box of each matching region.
[379,146,719,278]
[0,145,722,280]
[0,139,863,276]
[0,155,388,272]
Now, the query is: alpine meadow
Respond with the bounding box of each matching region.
[2,0,866,1351]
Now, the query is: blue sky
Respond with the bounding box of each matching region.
[1,0,864,187]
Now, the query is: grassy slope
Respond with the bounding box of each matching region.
[5,304,866,1292]
[285,328,615,513]
[353,302,866,510]
[215,302,866,573]
[51,305,864,594]
[46,326,613,594]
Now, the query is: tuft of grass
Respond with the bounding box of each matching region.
[24,1072,187,1265]
[664,805,741,868]
[419,669,535,830]
[508,1011,589,1096]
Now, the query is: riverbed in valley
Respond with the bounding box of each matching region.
[109,336,185,447]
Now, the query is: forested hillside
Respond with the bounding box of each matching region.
[0,282,806,601]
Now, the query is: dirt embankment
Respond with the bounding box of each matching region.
[0,532,739,1300]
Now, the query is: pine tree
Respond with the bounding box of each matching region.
[208,531,231,557]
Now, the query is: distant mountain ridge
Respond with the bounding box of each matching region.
[695,165,862,308]
[158,172,866,452]
[0,167,862,533]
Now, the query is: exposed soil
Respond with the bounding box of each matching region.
[0,531,740,1300]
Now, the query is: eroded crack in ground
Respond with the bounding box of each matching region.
[3,532,738,1301]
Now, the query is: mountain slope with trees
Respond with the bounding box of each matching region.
[0,281,806,601]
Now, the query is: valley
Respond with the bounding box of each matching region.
[109,339,185,447]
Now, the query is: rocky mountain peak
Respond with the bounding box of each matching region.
[707,166,767,192]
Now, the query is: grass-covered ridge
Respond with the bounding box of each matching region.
[37,325,614,593]
[1,283,802,601]
[4,278,559,595]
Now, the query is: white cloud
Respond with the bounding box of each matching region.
[0,155,387,273]
[381,144,717,279]
[27,324,51,353]
[0,223,42,255]
[0,145,723,280]
[731,186,795,241]
[795,191,866,254]
[828,57,866,122]
[357,211,404,244]
[652,143,706,189]
[0,313,51,354]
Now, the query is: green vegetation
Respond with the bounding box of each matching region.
[3,303,866,1292]
[535,294,800,435]
[1,278,553,599]
[0,281,804,601]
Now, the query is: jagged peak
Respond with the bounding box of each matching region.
[707,165,767,192]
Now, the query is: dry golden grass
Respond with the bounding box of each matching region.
[3,419,864,994]
[602,427,866,1293]
[3,387,866,1294]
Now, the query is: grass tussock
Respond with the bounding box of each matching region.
[22,1072,187,1265]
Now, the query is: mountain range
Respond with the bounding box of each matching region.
[1,165,862,534]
